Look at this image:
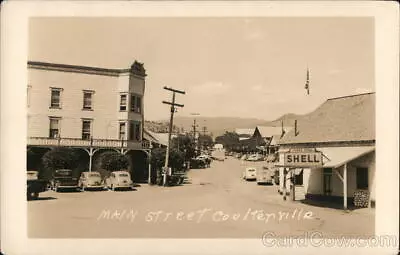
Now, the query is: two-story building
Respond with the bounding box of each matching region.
[277,93,375,209]
[27,60,151,182]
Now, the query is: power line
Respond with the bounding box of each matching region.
[162,86,185,186]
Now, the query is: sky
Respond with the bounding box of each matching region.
[29,17,375,121]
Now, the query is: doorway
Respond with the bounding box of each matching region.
[323,168,332,196]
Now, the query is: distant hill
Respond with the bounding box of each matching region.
[146,114,304,138]
[147,117,267,138]
[262,113,305,126]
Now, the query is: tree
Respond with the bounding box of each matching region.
[171,134,196,161]
[150,147,186,173]
[41,148,81,179]
[198,134,213,149]
[215,131,240,151]
[99,151,129,172]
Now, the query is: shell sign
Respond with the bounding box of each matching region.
[283,152,323,167]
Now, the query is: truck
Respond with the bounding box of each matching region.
[27,171,48,200]
[256,165,274,185]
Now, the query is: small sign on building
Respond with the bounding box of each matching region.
[283,151,323,168]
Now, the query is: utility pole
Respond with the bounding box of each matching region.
[190,113,200,154]
[202,126,207,136]
[201,126,207,150]
[162,86,185,186]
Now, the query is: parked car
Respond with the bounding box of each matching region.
[190,158,207,169]
[105,171,133,191]
[256,167,273,185]
[246,154,263,161]
[78,171,104,191]
[196,155,212,166]
[242,167,257,181]
[240,154,248,161]
[27,171,48,200]
[51,169,79,192]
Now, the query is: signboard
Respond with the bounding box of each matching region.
[283,152,323,167]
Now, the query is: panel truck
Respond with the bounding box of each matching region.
[27,171,48,200]
[256,165,273,185]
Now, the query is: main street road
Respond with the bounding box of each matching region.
[28,157,374,238]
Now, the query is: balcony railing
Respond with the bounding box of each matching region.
[27,137,151,150]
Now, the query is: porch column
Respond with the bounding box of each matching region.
[343,163,348,210]
[88,148,93,172]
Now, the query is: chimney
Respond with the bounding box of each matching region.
[294,120,298,136]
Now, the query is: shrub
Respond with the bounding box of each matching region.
[99,151,129,172]
[41,148,80,179]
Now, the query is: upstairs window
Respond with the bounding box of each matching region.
[83,90,94,110]
[82,119,92,140]
[120,94,127,111]
[49,117,60,138]
[128,121,141,141]
[50,88,62,108]
[130,94,142,113]
[119,122,126,140]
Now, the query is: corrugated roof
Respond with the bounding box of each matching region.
[279,93,375,145]
[255,126,293,138]
[143,130,177,147]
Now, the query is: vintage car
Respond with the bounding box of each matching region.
[190,158,207,169]
[256,167,273,185]
[78,171,104,191]
[27,171,48,200]
[51,169,79,192]
[242,167,257,181]
[105,171,133,191]
[246,154,264,161]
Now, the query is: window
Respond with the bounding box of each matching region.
[50,88,62,108]
[49,117,60,138]
[130,94,142,113]
[128,121,141,141]
[119,122,126,140]
[82,119,92,140]
[356,168,368,189]
[120,94,127,111]
[83,91,94,110]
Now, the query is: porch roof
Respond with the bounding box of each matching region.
[320,146,375,168]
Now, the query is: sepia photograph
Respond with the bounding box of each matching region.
[1,1,399,255]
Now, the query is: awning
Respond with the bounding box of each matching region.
[319,146,375,168]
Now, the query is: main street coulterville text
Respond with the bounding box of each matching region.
[96,208,314,224]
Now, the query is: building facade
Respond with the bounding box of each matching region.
[277,93,375,209]
[27,60,151,182]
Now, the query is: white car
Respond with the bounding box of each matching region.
[246,154,263,161]
[105,171,133,191]
[242,167,257,181]
[78,171,104,191]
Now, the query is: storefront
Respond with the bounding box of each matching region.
[276,92,376,209]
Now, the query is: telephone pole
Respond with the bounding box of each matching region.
[200,126,208,150]
[202,126,207,136]
[162,86,185,186]
[190,113,200,153]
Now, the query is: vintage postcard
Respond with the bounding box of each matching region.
[1,1,399,255]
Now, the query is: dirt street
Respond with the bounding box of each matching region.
[28,156,374,238]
